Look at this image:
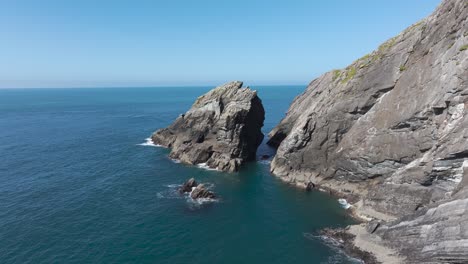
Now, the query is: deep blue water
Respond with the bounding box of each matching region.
[0,86,356,263]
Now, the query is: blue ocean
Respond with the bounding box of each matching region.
[0,86,357,263]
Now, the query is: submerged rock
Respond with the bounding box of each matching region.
[190,184,216,199]
[152,81,265,172]
[268,0,468,262]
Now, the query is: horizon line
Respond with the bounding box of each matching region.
[0,83,309,89]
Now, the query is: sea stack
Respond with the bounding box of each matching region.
[152,81,265,172]
[268,0,468,262]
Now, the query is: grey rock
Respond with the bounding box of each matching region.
[319,228,379,264]
[305,181,315,191]
[190,184,216,199]
[179,178,198,194]
[152,81,265,172]
[375,185,468,263]
[366,220,381,234]
[269,0,468,262]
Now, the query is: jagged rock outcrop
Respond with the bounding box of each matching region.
[179,178,198,194]
[190,184,216,199]
[152,81,265,172]
[178,178,216,199]
[269,0,467,262]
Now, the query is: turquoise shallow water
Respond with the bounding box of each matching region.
[0,86,356,263]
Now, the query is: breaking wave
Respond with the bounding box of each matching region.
[157,182,218,207]
[258,159,271,165]
[338,199,352,209]
[138,137,163,147]
[197,163,219,171]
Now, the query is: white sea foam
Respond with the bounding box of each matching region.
[196,163,219,171]
[304,233,342,247]
[156,191,180,199]
[187,196,219,206]
[170,159,181,164]
[303,233,364,264]
[338,198,352,209]
[138,137,163,147]
[185,183,218,206]
[156,184,182,199]
[258,159,271,165]
[158,182,219,206]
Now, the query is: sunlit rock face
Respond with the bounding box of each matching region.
[268,0,468,261]
[152,81,265,172]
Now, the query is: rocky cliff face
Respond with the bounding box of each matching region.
[374,180,468,263]
[152,81,265,172]
[269,0,468,262]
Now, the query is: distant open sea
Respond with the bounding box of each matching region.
[0,86,357,264]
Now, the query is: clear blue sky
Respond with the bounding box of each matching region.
[1,0,441,88]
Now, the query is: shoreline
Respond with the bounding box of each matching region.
[320,225,405,264]
[277,176,406,263]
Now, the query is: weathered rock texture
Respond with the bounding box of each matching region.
[190,184,216,199]
[269,0,468,262]
[179,178,198,194]
[178,178,216,199]
[152,81,265,172]
[375,182,468,263]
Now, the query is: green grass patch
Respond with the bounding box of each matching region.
[378,37,396,53]
[460,45,468,51]
[341,67,356,84]
[332,70,341,81]
[360,54,371,61]
[358,54,373,68]
[405,21,425,34]
[399,65,407,72]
